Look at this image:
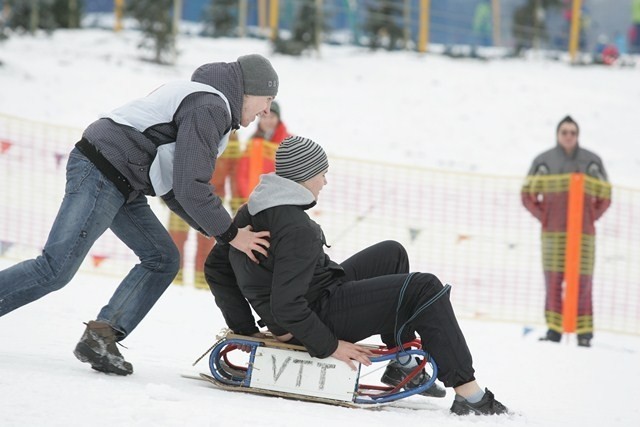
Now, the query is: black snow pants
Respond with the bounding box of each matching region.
[319,240,475,388]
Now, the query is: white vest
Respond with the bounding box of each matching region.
[103,81,232,196]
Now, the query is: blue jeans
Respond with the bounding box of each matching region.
[0,148,180,338]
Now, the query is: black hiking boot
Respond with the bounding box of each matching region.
[450,388,509,415]
[539,329,561,343]
[380,360,446,398]
[73,321,133,375]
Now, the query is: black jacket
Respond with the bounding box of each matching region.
[205,174,345,358]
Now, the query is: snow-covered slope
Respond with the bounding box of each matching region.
[0,29,638,427]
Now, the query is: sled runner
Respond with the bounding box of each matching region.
[187,331,438,408]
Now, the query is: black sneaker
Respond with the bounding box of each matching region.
[73,320,133,376]
[539,329,561,343]
[380,360,446,398]
[450,388,509,415]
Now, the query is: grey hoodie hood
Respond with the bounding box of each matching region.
[191,61,244,130]
[248,173,316,215]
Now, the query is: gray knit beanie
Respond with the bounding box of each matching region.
[276,136,329,183]
[237,54,279,97]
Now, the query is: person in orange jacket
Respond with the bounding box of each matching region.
[169,132,243,289]
[236,101,291,202]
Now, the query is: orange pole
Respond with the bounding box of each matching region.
[248,140,264,194]
[114,0,124,32]
[562,173,585,333]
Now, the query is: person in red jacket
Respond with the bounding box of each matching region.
[236,101,291,202]
[521,116,611,347]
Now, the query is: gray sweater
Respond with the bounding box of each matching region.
[526,144,608,181]
[82,61,244,241]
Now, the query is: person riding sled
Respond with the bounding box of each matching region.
[205,136,509,415]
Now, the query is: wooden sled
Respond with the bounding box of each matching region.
[186,331,439,408]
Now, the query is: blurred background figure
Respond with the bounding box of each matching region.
[167,132,242,289]
[614,31,627,56]
[471,0,492,57]
[236,101,291,202]
[521,116,611,348]
[631,0,640,53]
[593,34,620,65]
[212,132,244,215]
[363,0,403,51]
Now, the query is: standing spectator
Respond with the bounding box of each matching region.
[593,34,620,66]
[168,132,244,289]
[363,0,403,51]
[521,116,611,347]
[0,54,277,375]
[632,0,640,53]
[236,101,291,202]
[472,0,492,56]
[614,31,627,56]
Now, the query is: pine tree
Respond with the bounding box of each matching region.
[51,0,82,28]
[1,1,10,40]
[202,0,238,38]
[0,14,7,42]
[127,0,176,64]
[5,0,82,33]
[273,0,326,56]
[6,0,57,33]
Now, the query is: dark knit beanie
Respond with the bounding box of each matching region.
[557,115,579,134]
[276,136,329,183]
[270,101,281,118]
[237,54,279,97]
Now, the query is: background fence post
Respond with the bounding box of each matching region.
[403,0,411,50]
[563,173,585,333]
[270,0,279,40]
[238,0,247,37]
[259,0,267,34]
[114,0,124,32]
[568,0,583,63]
[315,0,323,53]
[418,0,430,53]
[492,0,501,47]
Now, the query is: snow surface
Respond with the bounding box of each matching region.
[1,29,639,427]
